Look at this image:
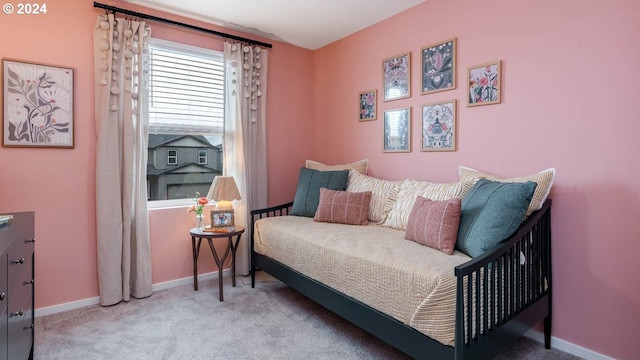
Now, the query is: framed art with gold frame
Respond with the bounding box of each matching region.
[383,107,411,153]
[2,59,74,148]
[382,52,411,101]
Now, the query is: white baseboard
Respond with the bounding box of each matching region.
[524,329,614,360]
[34,270,221,318]
[35,276,612,360]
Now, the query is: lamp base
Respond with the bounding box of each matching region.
[215,200,233,210]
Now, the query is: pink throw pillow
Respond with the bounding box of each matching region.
[314,188,372,225]
[404,196,462,255]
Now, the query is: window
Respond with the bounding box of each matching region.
[167,149,178,165]
[147,39,224,204]
[197,149,208,165]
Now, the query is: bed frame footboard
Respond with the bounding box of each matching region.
[250,199,552,360]
[454,199,552,360]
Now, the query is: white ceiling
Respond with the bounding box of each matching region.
[122,0,426,50]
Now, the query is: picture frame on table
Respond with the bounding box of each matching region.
[358,89,377,121]
[2,59,74,148]
[421,100,457,152]
[467,60,501,106]
[382,52,411,101]
[383,107,411,153]
[210,209,235,228]
[420,38,456,95]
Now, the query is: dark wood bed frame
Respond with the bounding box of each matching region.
[251,199,552,360]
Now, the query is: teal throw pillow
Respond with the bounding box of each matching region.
[456,178,537,257]
[290,167,350,217]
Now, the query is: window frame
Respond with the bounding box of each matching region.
[197,149,208,165]
[146,38,225,209]
[167,149,178,165]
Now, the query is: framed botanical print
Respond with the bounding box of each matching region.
[421,100,456,152]
[382,52,411,101]
[468,60,501,106]
[383,107,411,152]
[3,59,74,148]
[420,38,456,95]
[358,89,377,121]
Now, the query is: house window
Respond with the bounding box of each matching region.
[167,149,178,165]
[147,39,224,204]
[197,149,208,165]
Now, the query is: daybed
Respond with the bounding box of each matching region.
[251,164,554,360]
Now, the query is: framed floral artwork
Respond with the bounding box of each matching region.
[421,100,456,152]
[468,60,501,106]
[358,89,377,121]
[383,107,411,152]
[2,59,74,148]
[421,38,456,95]
[382,52,411,101]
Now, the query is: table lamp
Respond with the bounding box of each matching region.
[206,176,242,210]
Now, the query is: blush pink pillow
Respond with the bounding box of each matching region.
[404,196,462,255]
[314,188,372,225]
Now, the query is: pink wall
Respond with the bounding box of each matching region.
[0,0,312,308]
[312,0,640,358]
[1,0,637,358]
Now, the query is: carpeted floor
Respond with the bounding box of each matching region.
[35,272,582,360]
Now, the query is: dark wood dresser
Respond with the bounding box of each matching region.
[0,212,34,360]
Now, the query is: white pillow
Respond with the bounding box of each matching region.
[346,171,401,223]
[458,166,555,216]
[380,179,468,231]
[306,159,368,175]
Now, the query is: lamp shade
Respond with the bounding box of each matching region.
[206,176,241,210]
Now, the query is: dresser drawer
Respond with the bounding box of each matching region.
[7,240,33,293]
[7,290,32,360]
[0,254,7,309]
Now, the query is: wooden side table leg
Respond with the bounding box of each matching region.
[191,236,200,291]
[207,238,224,301]
[230,234,242,287]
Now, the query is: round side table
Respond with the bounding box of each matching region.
[189,225,244,301]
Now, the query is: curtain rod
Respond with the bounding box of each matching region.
[93,2,273,49]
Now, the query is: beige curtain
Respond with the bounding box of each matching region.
[224,42,269,274]
[93,14,152,306]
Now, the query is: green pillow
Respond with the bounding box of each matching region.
[290,167,350,217]
[456,178,537,257]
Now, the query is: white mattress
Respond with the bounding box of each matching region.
[253,215,472,346]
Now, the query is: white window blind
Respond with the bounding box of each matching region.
[148,39,224,135]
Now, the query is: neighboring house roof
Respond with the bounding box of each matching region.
[148,134,221,149]
[147,162,221,176]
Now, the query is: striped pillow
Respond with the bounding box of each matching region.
[458,166,555,216]
[314,188,372,225]
[346,171,402,222]
[404,197,462,255]
[380,179,467,231]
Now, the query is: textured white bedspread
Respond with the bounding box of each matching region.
[253,215,472,346]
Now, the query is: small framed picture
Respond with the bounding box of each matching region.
[358,89,377,121]
[210,209,235,228]
[383,107,411,153]
[422,100,456,152]
[467,60,501,106]
[3,59,74,148]
[382,52,411,101]
[421,38,456,95]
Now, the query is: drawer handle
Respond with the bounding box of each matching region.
[24,279,34,285]
[12,258,24,265]
[0,292,4,301]
[11,310,24,317]
[24,324,34,331]
[25,239,35,243]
